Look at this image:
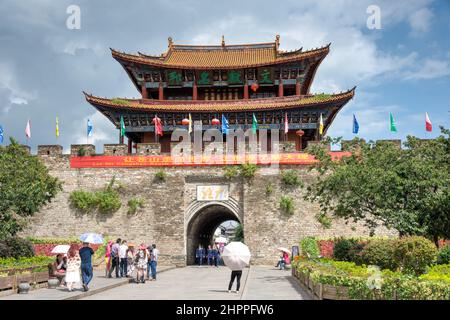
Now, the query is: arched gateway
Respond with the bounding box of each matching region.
[185,198,242,265]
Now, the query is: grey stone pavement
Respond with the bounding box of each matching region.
[82,266,311,300]
[0,266,174,300]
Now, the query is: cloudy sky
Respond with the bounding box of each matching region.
[0,0,449,152]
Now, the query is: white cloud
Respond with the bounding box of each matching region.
[403,59,450,80]
[0,63,36,113]
[409,7,434,36]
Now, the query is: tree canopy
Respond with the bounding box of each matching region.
[0,138,62,239]
[304,128,450,244]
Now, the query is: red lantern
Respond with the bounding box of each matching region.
[211,118,220,125]
[296,130,304,137]
[251,82,259,92]
[181,118,190,125]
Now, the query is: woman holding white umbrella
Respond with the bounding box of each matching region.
[221,242,251,294]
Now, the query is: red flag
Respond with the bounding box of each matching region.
[284,112,288,134]
[152,115,163,136]
[425,112,432,132]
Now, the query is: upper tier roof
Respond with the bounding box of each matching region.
[84,88,355,113]
[111,36,330,69]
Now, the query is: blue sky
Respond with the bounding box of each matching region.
[0,0,449,152]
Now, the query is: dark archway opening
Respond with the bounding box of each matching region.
[186,204,240,265]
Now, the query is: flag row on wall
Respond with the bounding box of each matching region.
[0,112,435,144]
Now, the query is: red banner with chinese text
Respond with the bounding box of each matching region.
[69,152,350,168]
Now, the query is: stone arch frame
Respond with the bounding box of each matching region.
[184,197,243,265]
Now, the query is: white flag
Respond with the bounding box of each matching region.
[25,120,31,138]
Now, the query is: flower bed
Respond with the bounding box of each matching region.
[26,237,101,256]
[292,258,450,300]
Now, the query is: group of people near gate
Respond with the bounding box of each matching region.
[105,238,159,284]
[195,244,221,267]
[50,242,95,292]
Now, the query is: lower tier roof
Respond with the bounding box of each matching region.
[83,88,355,113]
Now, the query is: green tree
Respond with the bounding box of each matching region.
[232,223,244,242]
[304,128,450,245]
[0,138,62,239]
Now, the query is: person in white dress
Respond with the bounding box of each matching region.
[65,246,81,292]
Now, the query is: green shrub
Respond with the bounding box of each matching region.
[69,190,97,212]
[394,236,438,275]
[437,244,450,265]
[265,183,274,195]
[315,213,332,228]
[420,264,450,282]
[25,237,80,244]
[69,178,122,214]
[0,237,35,259]
[0,256,54,271]
[239,163,258,179]
[333,238,358,261]
[280,196,295,215]
[300,237,320,259]
[281,170,302,187]
[154,170,167,182]
[127,198,144,215]
[360,239,398,271]
[224,166,239,179]
[77,147,86,156]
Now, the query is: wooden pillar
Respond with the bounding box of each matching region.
[119,131,124,144]
[296,79,301,96]
[244,81,249,100]
[158,82,164,100]
[141,82,148,99]
[278,79,284,97]
[193,80,198,100]
[127,137,132,154]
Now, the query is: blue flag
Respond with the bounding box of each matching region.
[87,119,93,137]
[221,114,229,134]
[352,114,359,134]
[0,125,3,144]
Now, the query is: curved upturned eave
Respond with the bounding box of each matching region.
[110,45,330,70]
[83,87,355,113]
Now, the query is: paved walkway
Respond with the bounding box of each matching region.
[0,266,174,300]
[242,266,311,300]
[82,266,311,300]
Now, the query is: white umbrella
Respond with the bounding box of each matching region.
[277,247,291,254]
[215,236,228,243]
[221,242,251,270]
[79,233,103,244]
[51,245,71,254]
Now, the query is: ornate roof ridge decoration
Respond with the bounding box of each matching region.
[110,38,330,69]
[83,87,355,112]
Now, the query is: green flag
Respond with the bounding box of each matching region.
[252,113,258,134]
[389,112,397,133]
[120,115,125,137]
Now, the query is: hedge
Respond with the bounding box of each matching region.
[292,258,450,300]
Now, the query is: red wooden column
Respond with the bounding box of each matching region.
[127,137,132,154]
[278,79,284,97]
[243,81,249,99]
[141,82,148,99]
[193,80,198,100]
[158,82,164,100]
[296,79,301,96]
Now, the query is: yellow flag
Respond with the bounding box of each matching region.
[188,113,192,134]
[56,117,59,137]
[319,113,324,135]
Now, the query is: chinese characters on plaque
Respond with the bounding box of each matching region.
[197,185,229,201]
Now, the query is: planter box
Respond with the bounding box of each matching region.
[292,269,350,300]
[0,276,16,290]
[0,272,49,291]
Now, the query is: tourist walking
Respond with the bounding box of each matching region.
[108,238,121,278]
[126,243,135,277]
[65,246,81,292]
[212,246,219,267]
[228,270,243,293]
[196,245,205,267]
[149,244,159,280]
[134,243,149,284]
[104,240,113,277]
[119,240,128,277]
[207,245,213,266]
[147,244,153,280]
[79,242,94,291]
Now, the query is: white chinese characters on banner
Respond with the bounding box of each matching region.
[197,185,229,201]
